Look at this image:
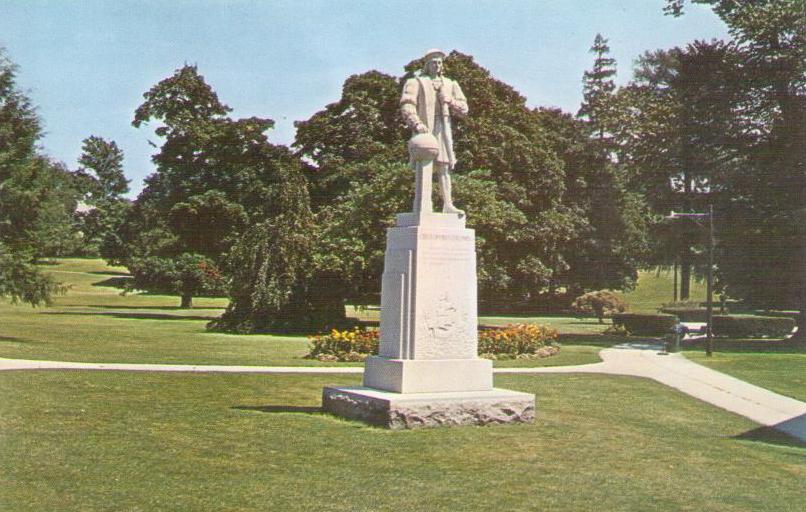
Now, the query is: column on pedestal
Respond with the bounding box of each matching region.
[363,213,492,394]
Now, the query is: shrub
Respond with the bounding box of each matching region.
[712,315,795,338]
[571,290,627,324]
[603,323,630,336]
[306,328,379,362]
[612,313,678,336]
[477,323,559,359]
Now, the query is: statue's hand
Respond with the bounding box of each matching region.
[437,90,451,106]
[415,123,429,134]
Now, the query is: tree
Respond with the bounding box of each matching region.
[296,51,645,312]
[537,108,648,296]
[74,136,131,257]
[615,41,745,299]
[663,0,806,338]
[130,65,318,323]
[0,48,64,304]
[578,33,618,144]
[210,148,321,333]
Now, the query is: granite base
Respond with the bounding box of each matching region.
[322,386,535,430]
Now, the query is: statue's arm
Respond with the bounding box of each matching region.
[448,81,469,118]
[400,78,426,132]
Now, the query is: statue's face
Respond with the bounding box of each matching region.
[425,55,444,76]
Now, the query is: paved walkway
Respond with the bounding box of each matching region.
[2,344,804,442]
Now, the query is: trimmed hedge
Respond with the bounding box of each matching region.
[659,308,712,322]
[712,315,795,338]
[612,313,678,336]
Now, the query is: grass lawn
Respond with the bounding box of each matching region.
[686,347,806,402]
[1,370,803,511]
[0,259,613,368]
[623,268,707,313]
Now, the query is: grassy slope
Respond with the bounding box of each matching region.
[1,371,803,512]
[622,268,707,313]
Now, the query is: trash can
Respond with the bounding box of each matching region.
[666,323,687,353]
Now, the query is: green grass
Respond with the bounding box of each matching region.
[622,268,708,313]
[686,350,806,402]
[1,370,803,511]
[0,259,610,368]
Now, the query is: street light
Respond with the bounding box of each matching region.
[666,205,715,357]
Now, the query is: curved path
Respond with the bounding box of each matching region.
[2,343,804,442]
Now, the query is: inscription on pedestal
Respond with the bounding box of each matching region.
[378,221,478,361]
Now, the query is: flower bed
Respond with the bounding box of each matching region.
[477,323,560,360]
[306,323,561,362]
[306,328,379,362]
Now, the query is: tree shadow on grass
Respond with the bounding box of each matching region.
[0,335,41,344]
[40,311,218,321]
[232,405,322,414]
[91,277,131,289]
[89,271,130,277]
[85,304,224,311]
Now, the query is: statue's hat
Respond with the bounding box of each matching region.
[423,48,447,60]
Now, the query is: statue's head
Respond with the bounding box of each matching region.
[423,49,446,76]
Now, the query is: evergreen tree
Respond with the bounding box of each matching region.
[663,1,805,336]
[578,34,618,143]
[0,48,64,304]
[616,41,744,299]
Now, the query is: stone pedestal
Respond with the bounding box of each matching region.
[323,386,535,430]
[323,211,535,428]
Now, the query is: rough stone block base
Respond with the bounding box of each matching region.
[322,386,535,430]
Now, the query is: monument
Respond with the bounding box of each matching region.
[323,50,535,429]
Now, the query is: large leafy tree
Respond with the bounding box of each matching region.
[296,51,645,312]
[0,48,65,305]
[129,65,317,327]
[663,0,805,336]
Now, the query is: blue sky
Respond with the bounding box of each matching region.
[1,0,728,196]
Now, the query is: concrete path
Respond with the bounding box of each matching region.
[499,343,806,442]
[2,344,805,442]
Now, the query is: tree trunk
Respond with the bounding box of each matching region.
[180,294,193,309]
[680,247,692,301]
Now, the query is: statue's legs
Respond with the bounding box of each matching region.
[413,160,434,213]
[437,163,464,216]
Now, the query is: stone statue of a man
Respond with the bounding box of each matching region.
[400,49,469,216]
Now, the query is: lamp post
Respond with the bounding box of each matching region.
[666,205,715,357]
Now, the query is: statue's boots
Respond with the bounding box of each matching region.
[443,203,465,217]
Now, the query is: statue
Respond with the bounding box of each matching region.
[400,49,469,216]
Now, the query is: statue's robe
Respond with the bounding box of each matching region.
[400,75,468,169]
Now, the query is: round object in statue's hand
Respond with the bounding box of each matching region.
[408,133,439,162]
